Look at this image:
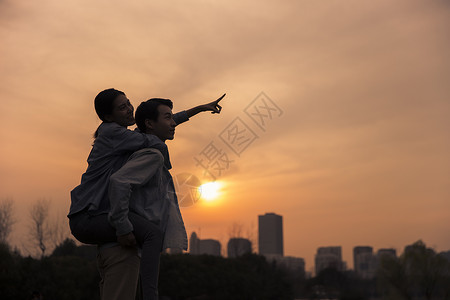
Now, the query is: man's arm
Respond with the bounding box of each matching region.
[185,93,225,118]
[173,93,225,126]
[108,149,164,246]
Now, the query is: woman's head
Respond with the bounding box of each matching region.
[94,88,135,127]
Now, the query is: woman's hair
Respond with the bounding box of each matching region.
[93,88,125,138]
[135,98,173,132]
[94,88,125,122]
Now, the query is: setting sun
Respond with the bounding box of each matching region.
[199,182,221,201]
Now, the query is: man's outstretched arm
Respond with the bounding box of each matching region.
[185,93,225,118]
[173,93,225,126]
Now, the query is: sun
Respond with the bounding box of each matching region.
[199,181,221,201]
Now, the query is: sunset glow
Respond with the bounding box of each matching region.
[199,182,221,202]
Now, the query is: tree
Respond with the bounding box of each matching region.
[0,198,15,244]
[228,221,244,239]
[227,221,254,257]
[246,221,257,253]
[159,253,294,299]
[51,238,77,257]
[377,240,450,300]
[48,211,71,249]
[403,240,450,300]
[28,199,50,257]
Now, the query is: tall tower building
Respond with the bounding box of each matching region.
[258,213,283,256]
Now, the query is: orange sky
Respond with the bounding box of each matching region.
[1,0,449,271]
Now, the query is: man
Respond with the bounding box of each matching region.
[101,96,224,299]
[97,244,141,300]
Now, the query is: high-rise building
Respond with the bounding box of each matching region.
[377,248,397,259]
[227,238,252,258]
[315,246,345,275]
[376,248,397,272]
[189,232,221,256]
[198,239,221,256]
[258,213,283,256]
[353,246,377,279]
[189,232,200,254]
[266,255,306,276]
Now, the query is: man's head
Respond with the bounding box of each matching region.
[135,98,176,141]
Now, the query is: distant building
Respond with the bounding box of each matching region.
[198,239,221,256]
[189,232,221,256]
[353,246,377,279]
[377,248,397,259]
[258,213,283,256]
[376,248,397,273]
[354,246,372,268]
[266,255,306,276]
[315,246,345,275]
[189,232,200,253]
[227,238,252,258]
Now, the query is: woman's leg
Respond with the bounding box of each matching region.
[69,212,117,244]
[128,212,163,300]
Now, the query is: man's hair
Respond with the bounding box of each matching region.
[135,98,173,132]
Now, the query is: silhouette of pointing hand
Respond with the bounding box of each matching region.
[204,93,226,114]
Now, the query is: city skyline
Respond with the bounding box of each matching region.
[186,227,447,277]
[185,211,448,274]
[1,0,449,272]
